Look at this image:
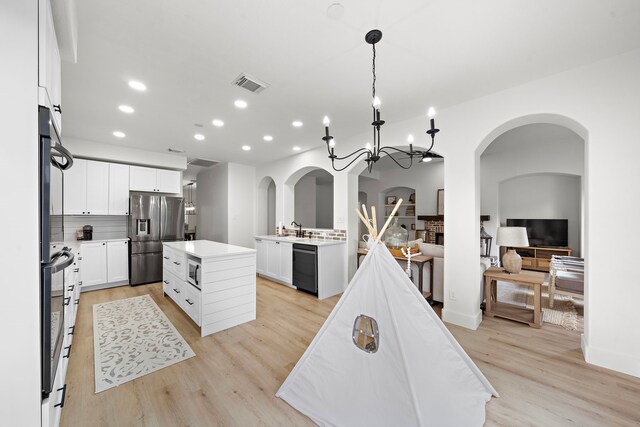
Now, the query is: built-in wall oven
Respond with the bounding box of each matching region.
[39,106,74,398]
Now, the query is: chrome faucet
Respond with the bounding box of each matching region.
[291,221,303,237]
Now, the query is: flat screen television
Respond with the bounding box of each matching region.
[506,218,568,248]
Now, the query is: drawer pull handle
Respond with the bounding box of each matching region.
[67,284,75,292]
[163,256,169,259]
[68,325,75,335]
[163,280,169,284]
[74,298,79,305]
[63,297,71,306]
[173,288,180,294]
[54,384,67,408]
[73,268,79,272]
[63,345,72,359]
[173,261,181,265]
[185,299,194,306]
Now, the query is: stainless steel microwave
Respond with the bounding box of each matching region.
[187,258,201,289]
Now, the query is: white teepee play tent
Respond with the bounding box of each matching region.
[277,201,498,427]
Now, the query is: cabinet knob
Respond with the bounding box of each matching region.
[102,243,105,246]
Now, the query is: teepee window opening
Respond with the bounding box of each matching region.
[352,315,379,353]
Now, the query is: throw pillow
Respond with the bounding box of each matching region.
[418,243,444,258]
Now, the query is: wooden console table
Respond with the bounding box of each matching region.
[357,249,433,301]
[483,267,545,328]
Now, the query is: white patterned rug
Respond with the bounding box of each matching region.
[93,295,195,393]
[496,281,581,330]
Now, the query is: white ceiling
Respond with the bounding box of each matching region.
[62,0,640,167]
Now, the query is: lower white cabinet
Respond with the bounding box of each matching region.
[81,239,130,290]
[255,239,266,274]
[81,241,107,287]
[107,240,129,283]
[259,239,292,285]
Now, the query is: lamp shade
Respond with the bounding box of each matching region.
[496,227,529,248]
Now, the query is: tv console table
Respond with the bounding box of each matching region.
[499,246,572,272]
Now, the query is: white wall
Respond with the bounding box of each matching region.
[227,163,256,248]
[255,48,640,378]
[65,137,187,170]
[197,163,228,242]
[294,175,317,226]
[316,181,333,229]
[0,0,42,423]
[197,162,256,248]
[499,174,581,255]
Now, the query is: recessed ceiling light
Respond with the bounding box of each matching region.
[242,145,251,151]
[263,135,273,142]
[118,105,134,114]
[292,120,303,127]
[194,134,205,141]
[292,146,301,151]
[212,119,224,127]
[128,80,146,91]
[234,100,248,109]
[113,131,126,138]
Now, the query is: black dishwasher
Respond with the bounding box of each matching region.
[292,244,318,295]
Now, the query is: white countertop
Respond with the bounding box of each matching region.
[164,240,256,259]
[254,235,346,247]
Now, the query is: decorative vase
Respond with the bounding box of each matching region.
[384,218,408,250]
[502,248,522,274]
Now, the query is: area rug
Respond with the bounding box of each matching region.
[496,281,580,330]
[93,295,195,393]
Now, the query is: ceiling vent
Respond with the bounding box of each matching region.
[188,158,219,168]
[232,73,269,93]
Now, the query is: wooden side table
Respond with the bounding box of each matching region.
[357,248,433,301]
[483,267,545,328]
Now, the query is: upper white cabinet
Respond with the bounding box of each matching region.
[38,0,62,131]
[130,166,181,193]
[64,159,109,215]
[108,163,130,215]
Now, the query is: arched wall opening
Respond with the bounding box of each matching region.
[284,166,335,230]
[474,114,588,347]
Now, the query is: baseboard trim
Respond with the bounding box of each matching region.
[441,307,482,330]
[81,280,129,293]
[583,340,640,378]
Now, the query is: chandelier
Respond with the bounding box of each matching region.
[322,29,440,173]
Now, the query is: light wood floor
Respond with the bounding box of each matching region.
[61,277,640,427]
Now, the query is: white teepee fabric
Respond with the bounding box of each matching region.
[277,242,498,427]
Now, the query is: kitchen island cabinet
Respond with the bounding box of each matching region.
[163,240,256,337]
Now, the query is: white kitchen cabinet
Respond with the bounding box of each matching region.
[63,158,87,215]
[260,239,292,285]
[86,161,109,215]
[80,241,107,287]
[107,240,129,283]
[64,159,110,215]
[156,169,181,194]
[255,239,266,274]
[108,163,130,215]
[279,242,293,284]
[38,0,62,131]
[130,166,181,193]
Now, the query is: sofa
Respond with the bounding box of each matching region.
[415,243,493,303]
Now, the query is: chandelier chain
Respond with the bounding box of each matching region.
[372,43,376,101]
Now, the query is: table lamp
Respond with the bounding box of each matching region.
[496,227,529,274]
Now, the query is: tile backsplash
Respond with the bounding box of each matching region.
[59,215,128,241]
[276,226,346,241]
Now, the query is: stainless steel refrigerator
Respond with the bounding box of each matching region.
[129,194,184,285]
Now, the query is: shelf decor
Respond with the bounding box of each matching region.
[321,29,441,173]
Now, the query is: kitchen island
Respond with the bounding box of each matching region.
[163,240,256,337]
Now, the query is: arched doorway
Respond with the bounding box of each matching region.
[284,166,335,230]
[257,176,276,236]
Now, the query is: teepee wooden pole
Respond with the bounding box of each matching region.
[371,206,378,240]
[355,209,374,236]
[361,204,371,233]
[376,198,403,243]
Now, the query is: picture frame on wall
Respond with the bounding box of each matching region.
[386,196,397,205]
[437,189,444,215]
